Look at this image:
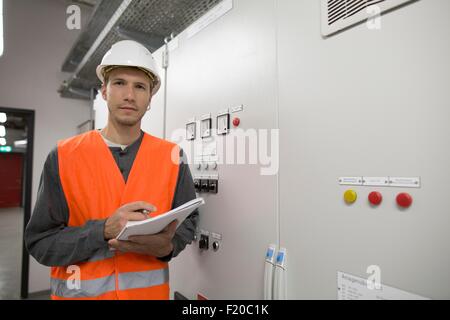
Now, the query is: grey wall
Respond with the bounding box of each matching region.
[0,0,92,293]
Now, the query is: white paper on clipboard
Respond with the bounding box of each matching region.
[116,197,205,241]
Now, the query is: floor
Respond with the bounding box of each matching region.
[0,207,23,300]
[25,290,50,300]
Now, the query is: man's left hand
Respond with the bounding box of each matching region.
[108,220,178,257]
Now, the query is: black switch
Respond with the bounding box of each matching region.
[194,179,201,193]
[208,179,218,194]
[201,179,209,193]
[199,234,209,250]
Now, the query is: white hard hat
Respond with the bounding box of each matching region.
[96,40,161,95]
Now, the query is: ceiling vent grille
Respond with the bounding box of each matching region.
[321,0,416,37]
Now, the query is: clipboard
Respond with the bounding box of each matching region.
[116,197,205,240]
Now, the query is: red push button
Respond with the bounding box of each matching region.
[396,193,413,208]
[232,117,240,127]
[368,191,382,206]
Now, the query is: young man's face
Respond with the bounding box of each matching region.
[101,67,153,127]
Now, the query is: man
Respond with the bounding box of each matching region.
[25,40,198,300]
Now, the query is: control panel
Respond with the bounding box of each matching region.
[185,105,244,195]
[196,230,222,252]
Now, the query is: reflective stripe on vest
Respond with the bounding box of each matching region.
[118,269,169,291]
[51,275,115,299]
[51,269,169,298]
[52,130,179,300]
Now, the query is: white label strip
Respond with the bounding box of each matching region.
[210,232,222,240]
[389,177,421,188]
[340,177,420,188]
[186,0,233,39]
[337,271,429,300]
[362,177,389,187]
[339,177,363,186]
[230,104,244,113]
[198,175,218,180]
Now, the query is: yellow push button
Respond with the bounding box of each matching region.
[344,189,357,204]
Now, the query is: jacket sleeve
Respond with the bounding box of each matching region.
[24,147,108,267]
[158,148,199,262]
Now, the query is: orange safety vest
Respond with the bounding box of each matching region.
[50,130,179,300]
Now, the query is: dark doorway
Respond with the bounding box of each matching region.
[0,107,34,299]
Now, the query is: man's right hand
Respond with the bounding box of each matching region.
[104,201,157,240]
